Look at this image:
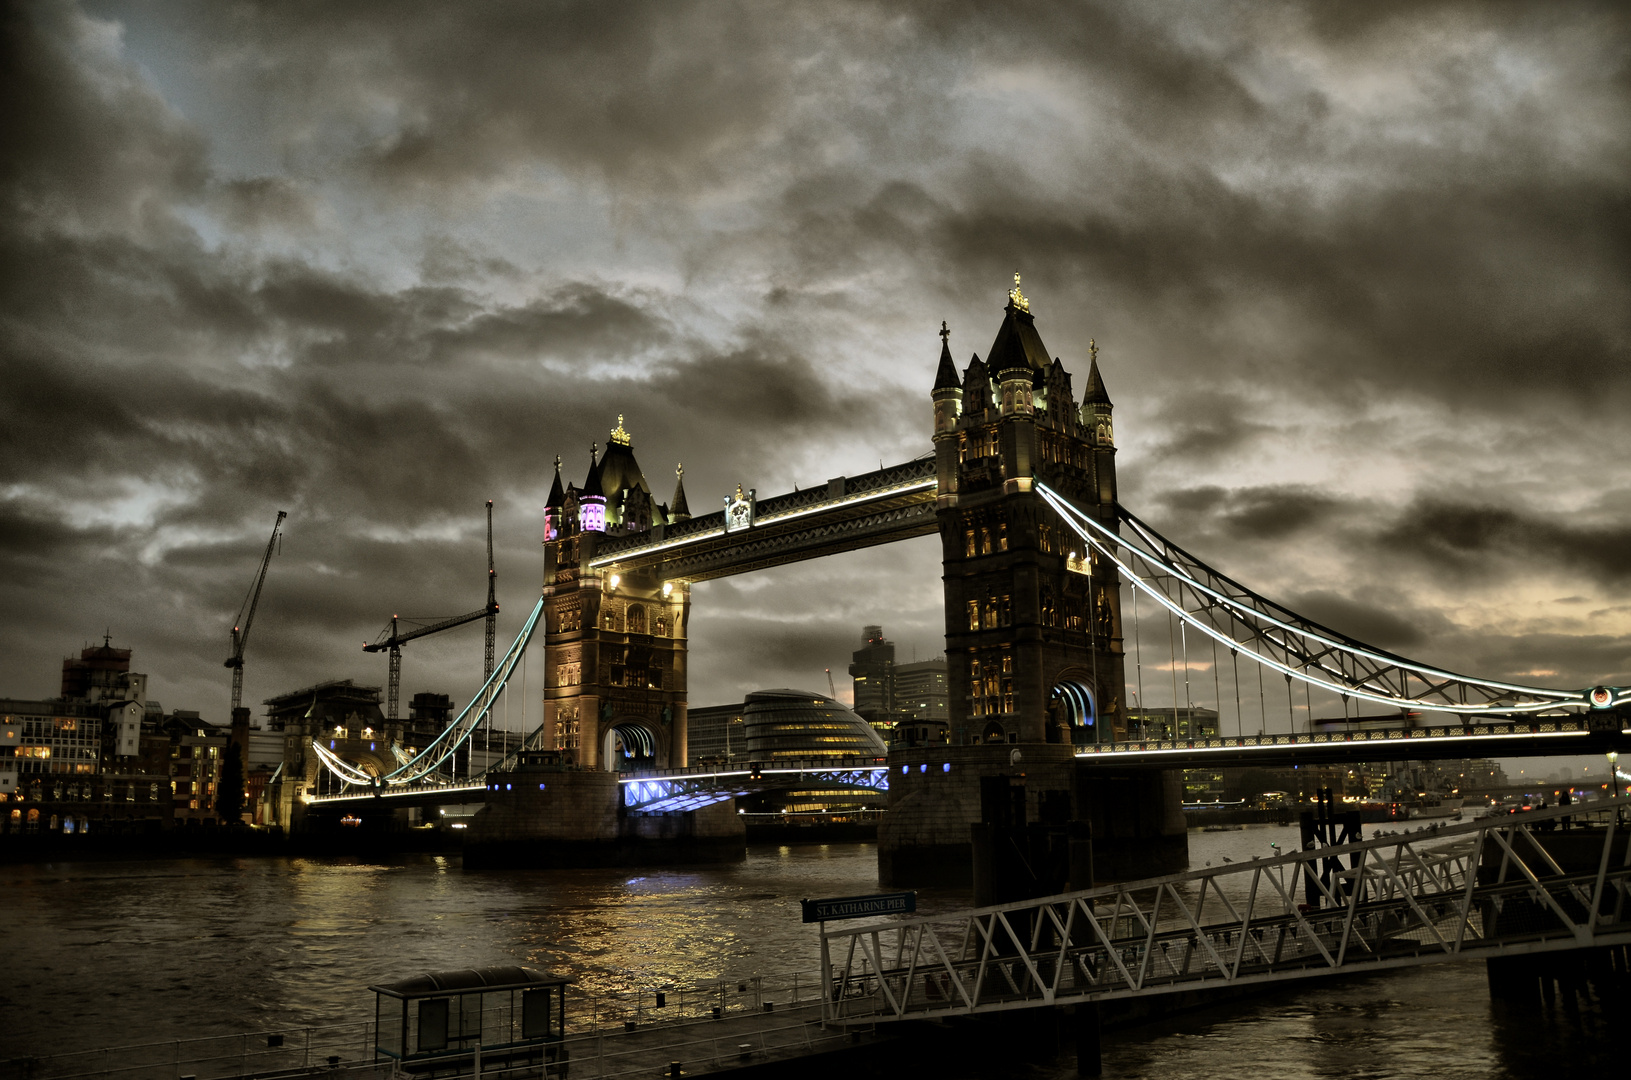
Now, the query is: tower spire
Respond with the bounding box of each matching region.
[933,320,961,391]
[670,463,691,522]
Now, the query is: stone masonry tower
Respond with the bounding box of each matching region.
[540,417,693,771]
[934,276,1128,747]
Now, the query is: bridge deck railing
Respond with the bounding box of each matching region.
[819,799,1631,1025]
[1077,715,1619,758]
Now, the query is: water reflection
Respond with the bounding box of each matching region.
[2,834,1613,1074]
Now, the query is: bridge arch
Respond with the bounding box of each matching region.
[1048,676,1097,746]
[601,719,659,772]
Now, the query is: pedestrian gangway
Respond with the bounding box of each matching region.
[819,798,1631,1025]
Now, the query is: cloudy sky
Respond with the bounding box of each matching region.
[2,0,1628,771]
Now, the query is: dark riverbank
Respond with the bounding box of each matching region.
[0,825,463,863]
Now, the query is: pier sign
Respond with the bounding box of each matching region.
[800,891,916,923]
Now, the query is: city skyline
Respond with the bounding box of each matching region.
[2,1,1627,740]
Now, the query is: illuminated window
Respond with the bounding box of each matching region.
[967,600,979,631]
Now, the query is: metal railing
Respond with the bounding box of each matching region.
[4,972,831,1080]
[1077,717,1614,760]
[820,798,1631,1024]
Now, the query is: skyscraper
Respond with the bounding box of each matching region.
[848,625,894,725]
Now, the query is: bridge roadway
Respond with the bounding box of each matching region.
[819,797,1631,1027]
[303,758,892,813]
[1074,713,1631,770]
[304,715,1626,810]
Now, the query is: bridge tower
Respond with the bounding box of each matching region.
[934,277,1127,747]
[540,418,692,772]
[882,279,1185,887]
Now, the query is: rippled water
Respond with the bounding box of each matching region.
[1,828,1614,1077]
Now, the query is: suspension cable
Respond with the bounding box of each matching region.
[1036,484,1591,715]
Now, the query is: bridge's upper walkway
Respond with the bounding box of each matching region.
[587,459,937,582]
[820,798,1631,1025]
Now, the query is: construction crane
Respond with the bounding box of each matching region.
[225,510,288,716]
[826,668,837,699]
[484,499,496,683]
[364,502,500,720]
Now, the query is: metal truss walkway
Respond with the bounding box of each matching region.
[820,799,1631,1025]
[588,459,936,582]
[620,757,889,812]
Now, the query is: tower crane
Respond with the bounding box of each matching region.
[484,499,496,683]
[364,501,500,720]
[225,510,288,716]
[826,668,837,699]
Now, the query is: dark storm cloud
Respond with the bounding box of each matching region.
[1376,496,1631,589]
[1150,484,1348,542]
[3,0,1628,723]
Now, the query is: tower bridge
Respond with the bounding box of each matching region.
[298,276,1631,880]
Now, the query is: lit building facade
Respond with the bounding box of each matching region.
[932,278,1128,746]
[541,417,693,771]
[894,658,949,723]
[848,625,895,722]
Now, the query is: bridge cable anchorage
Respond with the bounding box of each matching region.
[1034,484,1595,716]
[313,596,546,790]
[819,797,1631,1025]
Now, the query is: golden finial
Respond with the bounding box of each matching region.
[609,414,631,446]
[676,462,684,479]
[1089,338,1098,364]
[735,483,745,501]
[939,320,949,344]
[1009,272,1030,313]
[553,454,561,473]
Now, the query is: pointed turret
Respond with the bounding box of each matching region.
[931,321,963,437]
[543,455,566,541]
[1082,346,1111,406]
[670,464,691,522]
[580,442,607,532]
[545,456,565,509]
[583,443,603,498]
[1081,339,1114,449]
[933,321,961,392]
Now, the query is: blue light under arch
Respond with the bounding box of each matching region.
[1050,680,1096,745]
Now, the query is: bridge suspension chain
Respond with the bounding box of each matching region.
[310,596,546,790]
[1036,484,1601,717]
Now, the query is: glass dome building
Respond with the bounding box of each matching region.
[742,689,888,761]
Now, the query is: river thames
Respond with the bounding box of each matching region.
[2,826,1614,1078]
